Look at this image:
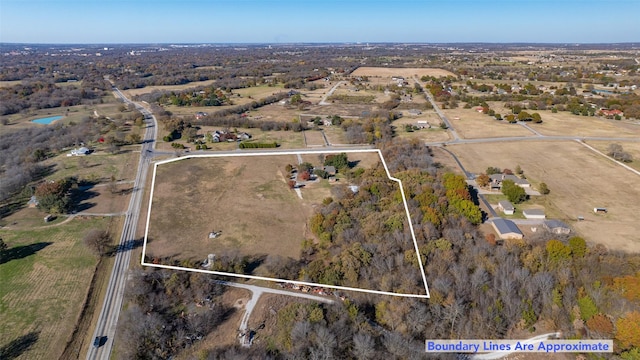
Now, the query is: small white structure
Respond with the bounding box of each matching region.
[67,147,89,156]
[202,254,216,269]
[523,209,546,219]
[498,200,515,215]
[594,207,607,214]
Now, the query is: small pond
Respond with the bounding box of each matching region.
[32,115,63,124]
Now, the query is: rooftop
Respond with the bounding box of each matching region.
[491,218,522,235]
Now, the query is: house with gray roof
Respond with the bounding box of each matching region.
[543,220,571,235]
[489,174,530,188]
[490,218,523,240]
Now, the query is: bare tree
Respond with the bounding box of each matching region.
[83,229,111,256]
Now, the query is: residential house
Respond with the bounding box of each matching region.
[491,218,523,240]
[407,109,422,116]
[416,121,430,129]
[489,174,530,188]
[543,220,571,235]
[498,200,515,215]
[323,166,337,177]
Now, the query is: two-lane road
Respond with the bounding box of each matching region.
[87,88,157,360]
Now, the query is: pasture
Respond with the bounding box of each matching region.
[0,217,112,360]
[448,140,640,252]
[146,155,314,262]
[443,108,535,138]
[527,111,639,138]
[588,140,640,171]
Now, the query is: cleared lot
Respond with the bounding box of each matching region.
[147,155,310,261]
[448,140,640,252]
[528,111,639,138]
[443,108,535,138]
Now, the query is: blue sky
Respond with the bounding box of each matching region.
[1,0,638,44]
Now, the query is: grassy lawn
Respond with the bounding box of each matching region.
[0,216,113,360]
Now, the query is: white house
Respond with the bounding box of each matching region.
[67,147,90,156]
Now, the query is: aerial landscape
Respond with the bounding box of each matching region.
[1,1,639,359]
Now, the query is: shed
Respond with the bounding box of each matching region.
[543,220,571,235]
[523,209,546,219]
[498,200,515,215]
[490,218,523,240]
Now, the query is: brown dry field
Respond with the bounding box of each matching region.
[528,111,640,138]
[329,88,390,103]
[588,140,640,171]
[448,141,640,252]
[147,155,318,262]
[303,130,326,146]
[351,67,456,78]
[443,108,535,138]
[322,127,348,145]
[76,184,132,214]
[122,80,217,97]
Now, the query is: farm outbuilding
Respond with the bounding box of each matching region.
[523,209,546,219]
[490,218,524,240]
[498,200,515,215]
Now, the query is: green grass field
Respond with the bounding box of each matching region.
[0,216,111,360]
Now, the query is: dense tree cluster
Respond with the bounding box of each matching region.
[34,176,77,213]
[0,81,102,116]
[117,268,230,360]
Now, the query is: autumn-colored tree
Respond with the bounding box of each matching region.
[586,314,613,337]
[616,311,640,350]
[309,213,324,235]
[476,173,490,188]
[485,233,497,246]
[299,171,311,181]
[35,177,76,214]
[613,272,640,302]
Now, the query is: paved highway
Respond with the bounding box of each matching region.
[87,88,157,360]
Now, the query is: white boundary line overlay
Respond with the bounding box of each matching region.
[142,149,430,298]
